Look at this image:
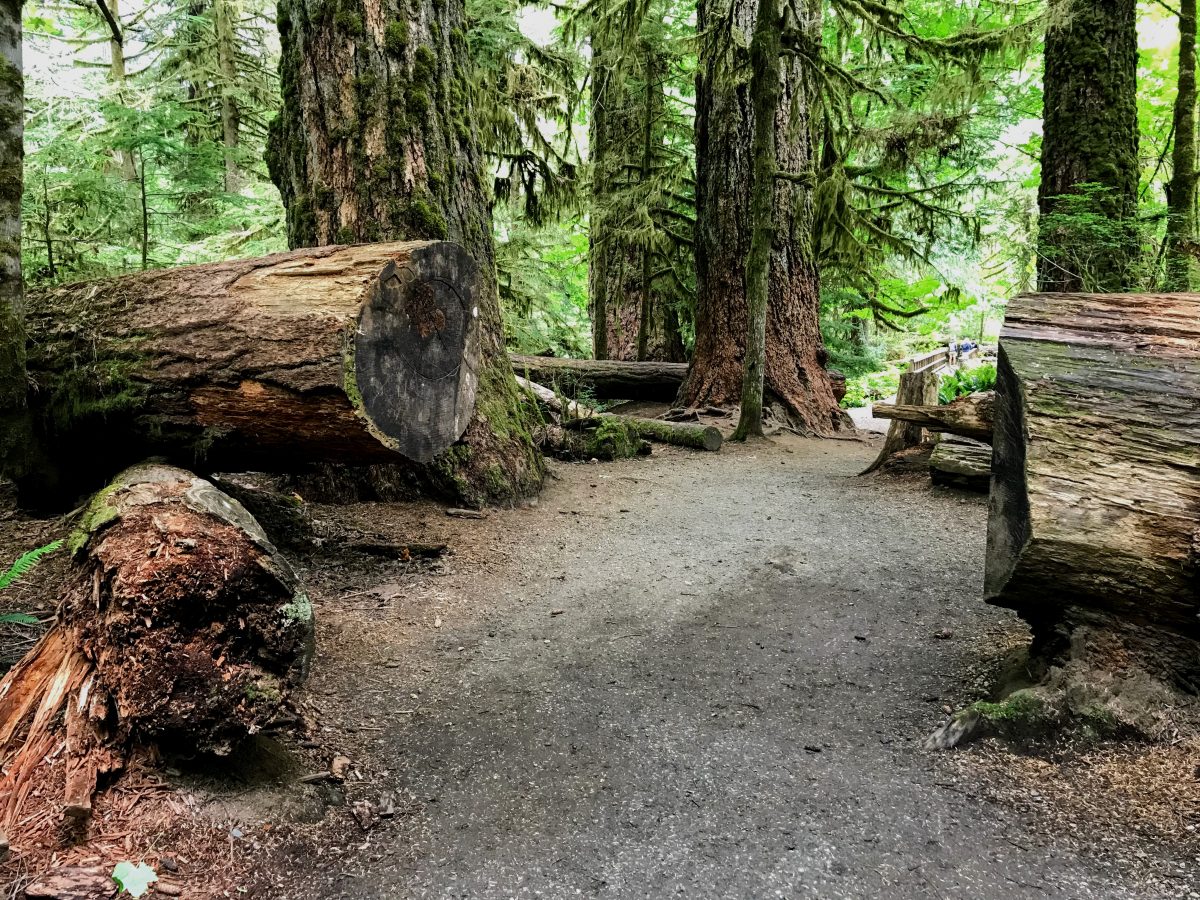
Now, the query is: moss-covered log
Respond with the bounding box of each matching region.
[21,242,487,502]
[617,415,722,451]
[0,464,313,832]
[986,292,1200,685]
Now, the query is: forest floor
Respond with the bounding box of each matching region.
[3,430,1199,898]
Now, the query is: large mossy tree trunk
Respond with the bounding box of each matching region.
[267,0,542,506]
[1166,0,1198,291]
[1037,0,1140,292]
[730,0,779,440]
[588,36,685,363]
[0,0,30,475]
[682,0,841,435]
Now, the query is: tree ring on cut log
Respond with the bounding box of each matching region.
[354,243,482,463]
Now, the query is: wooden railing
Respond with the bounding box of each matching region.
[907,348,950,374]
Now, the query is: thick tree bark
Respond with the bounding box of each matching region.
[986,292,1200,685]
[0,0,29,476]
[0,464,313,830]
[510,354,687,401]
[1037,0,1139,292]
[22,242,486,502]
[588,37,685,363]
[731,0,780,440]
[684,0,841,434]
[1166,0,1198,290]
[268,0,542,505]
[872,391,995,444]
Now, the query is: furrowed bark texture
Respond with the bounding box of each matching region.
[1037,0,1139,292]
[588,36,685,363]
[986,292,1200,685]
[22,242,484,502]
[1166,0,1198,291]
[0,0,29,474]
[684,0,841,434]
[268,0,543,505]
[0,464,313,831]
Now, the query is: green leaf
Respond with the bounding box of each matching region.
[0,540,64,591]
[112,862,158,898]
[0,612,41,626]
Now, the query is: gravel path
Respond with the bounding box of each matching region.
[276,438,1154,899]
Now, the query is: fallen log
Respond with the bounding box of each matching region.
[516,377,722,454]
[0,464,313,834]
[872,391,995,443]
[510,355,687,402]
[22,241,483,500]
[929,438,991,492]
[986,291,1200,686]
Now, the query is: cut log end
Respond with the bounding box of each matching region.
[355,242,482,463]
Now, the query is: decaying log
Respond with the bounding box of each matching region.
[516,377,723,454]
[929,439,991,492]
[873,391,995,443]
[23,242,482,500]
[860,368,940,474]
[986,292,1200,684]
[0,464,313,833]
[510,355,687,401]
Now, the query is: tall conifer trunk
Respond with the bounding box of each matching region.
[0,0,29,473]
[268,0,542,505]
[683,0,841,434]
[1166,0,1198,291]
[588,36,685,362]
[1037,0,1139,292]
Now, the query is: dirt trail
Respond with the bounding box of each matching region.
[258,438,1176,899]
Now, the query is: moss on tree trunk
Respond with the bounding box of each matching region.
[268,0,543,505]
[1166,0,1197,291]
[588,35,685,363]
[683,0,841,435]
[0,0,30,477]
[1036,0,1139,292]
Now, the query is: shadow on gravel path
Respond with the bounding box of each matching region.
[271,438,1149,899]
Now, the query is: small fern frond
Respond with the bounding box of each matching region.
[0,540,65,592]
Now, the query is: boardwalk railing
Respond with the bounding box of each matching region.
[907,348,950,374]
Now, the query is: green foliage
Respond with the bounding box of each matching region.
[20,0,286,287]
[840,368,901,409]
[0,539,63,592]
[1036,184,1156,292]
[111,861,158,898]
[497,216,593,357]
[938,363,997,404]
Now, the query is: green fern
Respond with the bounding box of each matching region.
[0,540,64,592]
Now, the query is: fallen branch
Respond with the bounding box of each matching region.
[872,391,994,444]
